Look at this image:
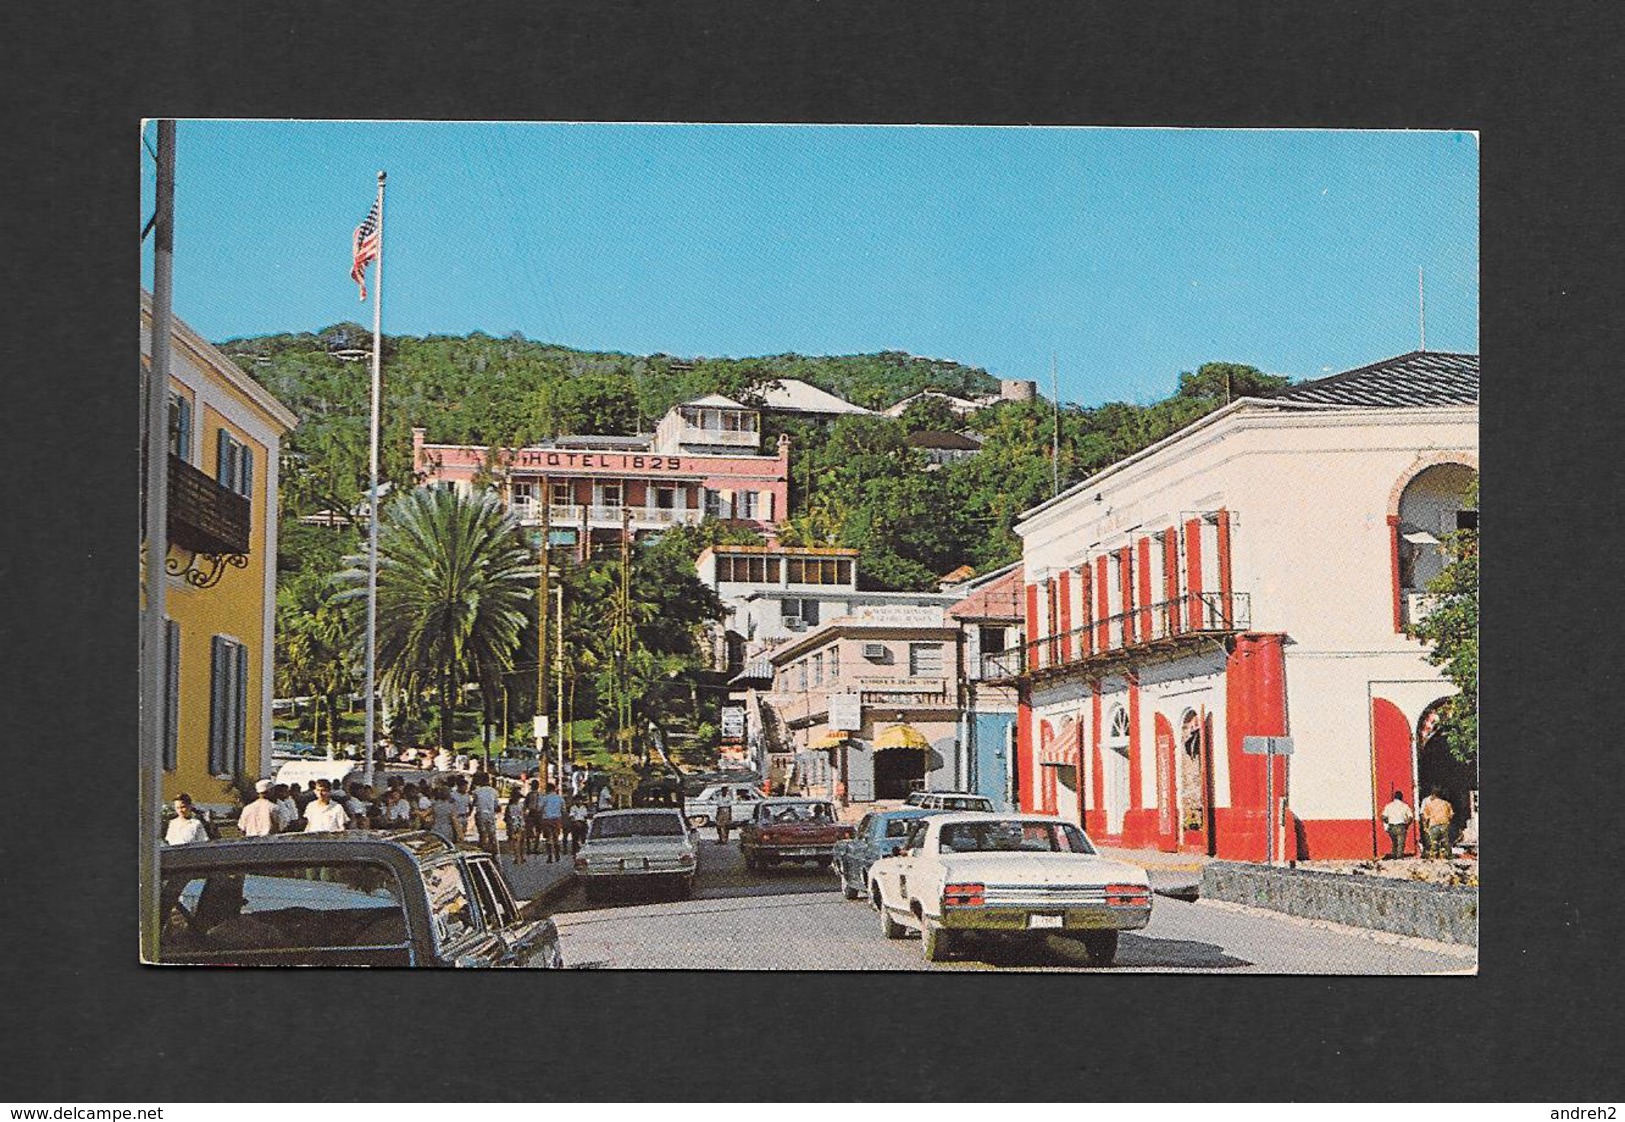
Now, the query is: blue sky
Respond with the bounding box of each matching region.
[140,122,1477,406]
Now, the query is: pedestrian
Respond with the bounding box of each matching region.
[1419,786,1454,859]
[714,800,732,846]
[238,779,280,837]
[1380,789,1415,859]
[448,776,472,838]
[165,795,211,846]
[471,773,500,855]
[271,784,298,832]
[428,785,459,843]
[303,779,352,833]
[381,788,412,829]
[568,796,590,854]
[410,782,434,830]
[536,784,567,863]
[506,790,529,865]
[290,782,313,812]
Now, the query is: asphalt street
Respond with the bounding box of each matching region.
[549,835,1477,973]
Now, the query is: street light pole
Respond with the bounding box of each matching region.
[554,582,564,790]
[140,119,176,963]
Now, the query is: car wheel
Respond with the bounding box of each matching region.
[922,920,955,962]
[1078,931,1119,967]
[878,892,907,939]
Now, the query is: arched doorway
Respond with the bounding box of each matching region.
[1102,704,1131,835]
[873,746,925,800]
[1416,699,1475,848]
[1179,708,1214,854]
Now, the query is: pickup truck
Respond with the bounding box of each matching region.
[740,797,853,871]
[156,830,564,968]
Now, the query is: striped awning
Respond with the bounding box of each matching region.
[1039,715,1081,765]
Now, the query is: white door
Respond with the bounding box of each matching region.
[1103,705,1131,836]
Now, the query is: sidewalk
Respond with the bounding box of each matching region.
[496,850,577,917]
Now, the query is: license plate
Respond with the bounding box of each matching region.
[621,857,648,870]
[1028,913,1064,929]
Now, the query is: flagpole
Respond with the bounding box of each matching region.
[363,170,385,790]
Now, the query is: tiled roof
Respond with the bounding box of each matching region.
[1268,351,1478,408]
[906,430,983,450]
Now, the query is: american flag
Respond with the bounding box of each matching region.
[351,196,381,300]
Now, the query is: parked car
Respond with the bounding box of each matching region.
[867,813,1151,965]
[271,740,329,763]
[832,807,938,900]
[156,831,564,967]
[271,758,368,793]
[493,747,542,779]
[740,797,853,871]
[684,782,765,827]
[574,808,697,901]
[912,792,997,812]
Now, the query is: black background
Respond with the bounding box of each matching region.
[4,0,1621,1103]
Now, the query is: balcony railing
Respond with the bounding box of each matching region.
[168,454,250,555]
[675,425,759,448]
[982,591,1251,680]
[855,675,953,709]
[510,501,704,528]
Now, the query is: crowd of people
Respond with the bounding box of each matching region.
[164,768,614,867]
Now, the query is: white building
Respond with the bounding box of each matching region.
[996,352,1477,861]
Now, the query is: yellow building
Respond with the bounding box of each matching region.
[142,291,298,811]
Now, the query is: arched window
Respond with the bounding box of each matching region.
[1108,705,1130,745]
[1391,461,1477,630]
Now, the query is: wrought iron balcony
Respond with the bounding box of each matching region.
[981,590,1251,682]
[168,454,250,555]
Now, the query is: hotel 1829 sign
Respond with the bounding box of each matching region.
[510,450,686,471]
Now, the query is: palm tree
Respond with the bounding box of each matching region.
[340,487,536,754]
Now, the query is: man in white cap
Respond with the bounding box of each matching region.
[238,779,280,837]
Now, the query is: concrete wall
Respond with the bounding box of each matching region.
[1201,861,1477,945]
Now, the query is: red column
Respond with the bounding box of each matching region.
[1016,691,1035,813]
[1216,509,1234,627]
[1387,514,1404,633]
[1125,672,1144,845]
[1184,517,1205,630]
[1056,569,1073,663]
[1078,562,1094,657]
[1094,555,1110,652]
[1163,527,1181,636]
[1025,581,1041,673]
[1088,687,1105,836]
[1221,632,1289,861]
[1372,698,1416,860]
[1117,548,1135,646]
[1137,535,1154,641]
[1045,578,1058,667]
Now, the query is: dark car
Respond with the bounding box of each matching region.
[832,808,938,900]
[740,798,854,872]
[156,831,563,968]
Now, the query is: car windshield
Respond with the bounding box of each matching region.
[937,820,1095,854]
[590,813,685,839]
[762,802,834,823]
[942,797,992,810]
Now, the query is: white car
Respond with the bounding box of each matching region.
[867,813,1152,965]
[573,808,697,901]
[684,782,764,827]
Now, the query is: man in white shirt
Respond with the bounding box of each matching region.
[471,775,500,854]
[238,779,280,837]
[272,784,299,831]
[303,780,352,832]
[1380,790,1415,859]
[165,796,210,846]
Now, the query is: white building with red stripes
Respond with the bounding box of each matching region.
[992,352,1477,861]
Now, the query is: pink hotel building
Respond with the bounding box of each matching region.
[413,394,792,552]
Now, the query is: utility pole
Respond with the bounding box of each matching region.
[140,119,176,963]
[538,493,551,773]
[555,583,565,789]
[619,505,634,758]
[1051,352,1060,498]
[1418,266,1428,352]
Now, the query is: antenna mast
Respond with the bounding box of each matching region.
[1418,267,1427,352]
[1050,352,1060,498]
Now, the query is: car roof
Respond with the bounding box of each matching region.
[159,829,461,865]
[923,812,1074,825]
[593,807,684,817]
[756,796,834,805]
[873,807,934,819]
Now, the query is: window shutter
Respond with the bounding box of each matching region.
[240,444,254,498]
[760,491,773,520]
[209,636,229,775]
[164,619,180,771]
[232,642,249,777]
[217,429,233,490]
[178,397,192,463]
